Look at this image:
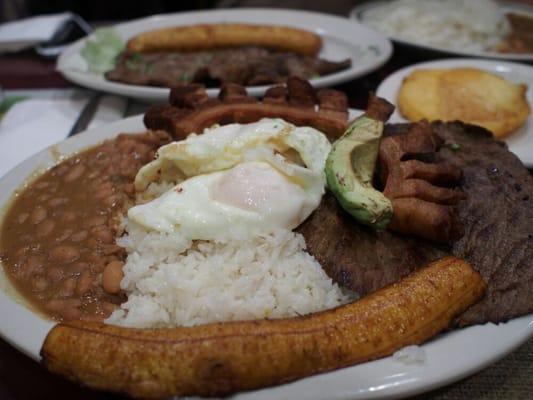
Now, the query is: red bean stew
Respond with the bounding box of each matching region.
[0,130,171,322]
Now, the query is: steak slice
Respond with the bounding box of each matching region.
[299,121,533,327]
[434,121,533,326]
[296,192,447,296]
[105,48,351,88]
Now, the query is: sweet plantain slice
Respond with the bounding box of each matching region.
[127,23,322,56]
[41,256,485,399]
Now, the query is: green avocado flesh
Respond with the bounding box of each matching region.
[325,115,393,230]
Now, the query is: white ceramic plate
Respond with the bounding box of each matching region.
[57,9,392,102]
[376,58,533,168]
[349,1,533,62]
[0,114,532,399]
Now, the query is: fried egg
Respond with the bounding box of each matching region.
[128,118,331,239]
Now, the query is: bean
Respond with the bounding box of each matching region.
[95,150,110,163]
[60,306,81,320]
[35,181,50,189]
[64,164,85,182]
[85,215,107,228]
[31,275,49,292]
[101,244,123,256]
[94,183,114,200]
[87,170,100,179]
[46,298,81,312]
[36,220,55,237]
[46,266,65,283]
[52,164,69,177]
[76,271,94,295]
[55,229,73,242]
[86,254,105,273]
[92,226,114,244]
[13,246,29,261]
[104,255,120,264]
[85,238,99,249]
[59,277,76,297]
[30,206,47,224]
[45,298,81,320]
[102,261,124,294]
[22,255,44,278]
[70,230,88,242]
[45,299,64,312]
[48,197,68,207]
[79,314,105,322]
[119,158,137,179]
[60,211,77,222]
[122,183,135,196]
[89,177,105,190]
[17,212,29,224]
[90,261,106,274]
[104,194,121,207]
[69,262,89,274]
[101,301,118,317]
[49,245,80,263]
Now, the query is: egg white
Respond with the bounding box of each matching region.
[128,119,332,239]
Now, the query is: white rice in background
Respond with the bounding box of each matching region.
[106,220,354,328]
[362,0,509,52]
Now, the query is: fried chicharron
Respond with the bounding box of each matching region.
[144,76,350,139]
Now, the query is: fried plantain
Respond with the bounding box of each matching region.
[41,256,485,398]
[398,68,530,138]
[127,23,322,56]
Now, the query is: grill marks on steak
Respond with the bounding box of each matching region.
[300,121,533,327]
[105,48,351,88]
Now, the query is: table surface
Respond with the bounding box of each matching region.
[0,39,532,400]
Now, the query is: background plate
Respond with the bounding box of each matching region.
[376,58,533,168]
[350,1,533,62]
[57,9,392,102]
[0,114,531,399]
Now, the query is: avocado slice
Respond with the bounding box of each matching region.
[325,109,393,230]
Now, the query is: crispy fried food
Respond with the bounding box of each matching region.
[144,77,349,140]
[41,256,485,399]
[379,121,465,243]
[398,68,530,138]
[127,23,322,56]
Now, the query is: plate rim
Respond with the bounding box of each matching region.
[349,0,533,61]
[57,8,393,101]
[0,113,531,399]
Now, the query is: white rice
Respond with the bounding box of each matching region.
[393,345,426,365]
[106,220,353,328]
[362,0,509,52]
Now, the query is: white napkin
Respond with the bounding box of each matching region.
[0,93,127,178]
[0,12,73,52]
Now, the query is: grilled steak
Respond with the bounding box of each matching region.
[105,48,351,88]
[296,192,447,295]
[434,121,533,326]
[298,121,533,327]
